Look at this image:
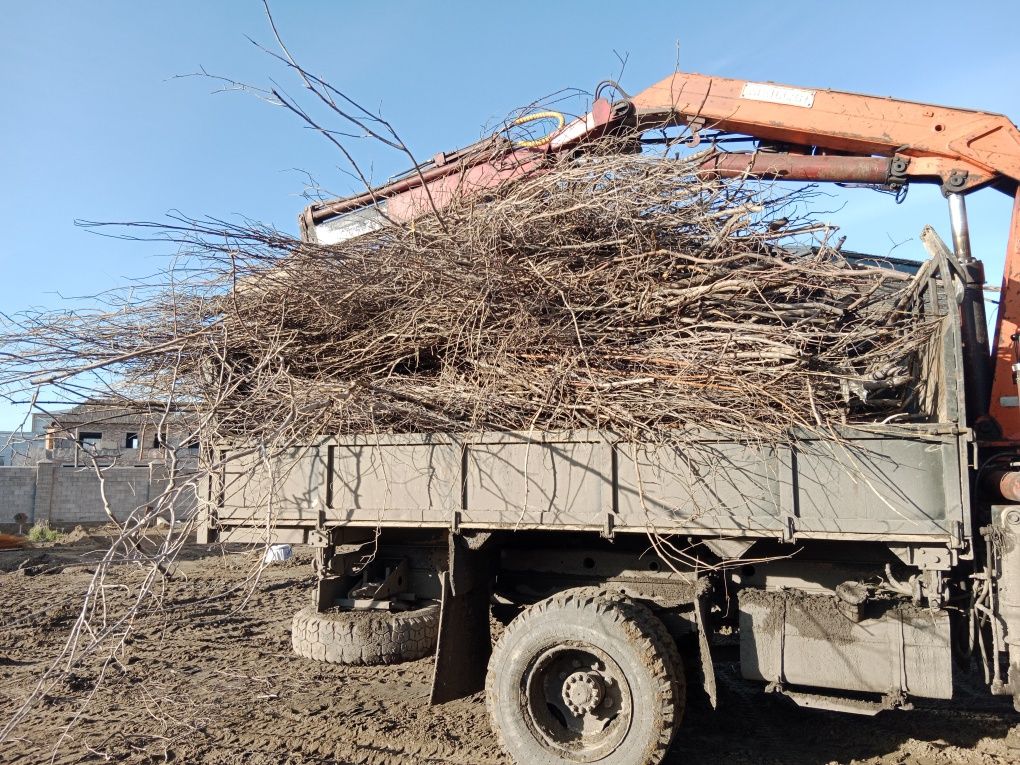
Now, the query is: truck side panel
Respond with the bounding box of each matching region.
[213,429,967,544]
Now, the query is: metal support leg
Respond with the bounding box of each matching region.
[948,192,995,435]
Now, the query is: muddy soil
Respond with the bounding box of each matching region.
[1,533,1017,765]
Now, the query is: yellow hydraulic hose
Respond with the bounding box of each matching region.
[510,111,565,148]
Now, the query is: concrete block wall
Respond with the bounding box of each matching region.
[0,467,36,524]
[50,467,155,524]
[0,463,199,527]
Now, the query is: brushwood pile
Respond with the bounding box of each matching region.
[205,148,938,446]
[0,147,941,450]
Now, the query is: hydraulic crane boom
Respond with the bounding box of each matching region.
[300,71,1020,441]
[631,72,1020,190]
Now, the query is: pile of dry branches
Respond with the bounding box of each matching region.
[1,145,936,452]
[203,147,933,447]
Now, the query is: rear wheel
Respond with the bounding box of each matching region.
[486,588,684,765]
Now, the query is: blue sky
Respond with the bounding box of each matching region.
[2,0,1019,430]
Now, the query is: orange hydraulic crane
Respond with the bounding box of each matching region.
[300,72,1020,443]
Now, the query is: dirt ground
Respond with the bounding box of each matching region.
[1,532,1018,765]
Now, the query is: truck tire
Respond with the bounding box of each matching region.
[486,588,685,765]
[291,603,439,666]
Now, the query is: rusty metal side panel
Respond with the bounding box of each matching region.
[214,429,967,544]
[462,440,612,527]
[217,445,328,525]
[328,438,461,523]
[793,437,961,537]
[614,441,785,533]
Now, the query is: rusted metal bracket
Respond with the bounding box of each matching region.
[781,515,796,543]
[601,512,615,540]
[702,537,754,561]
[309,528,331,548]
[348,558,409,600]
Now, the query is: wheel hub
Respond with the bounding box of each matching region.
[522,643,633,760]
[562,671,605,716]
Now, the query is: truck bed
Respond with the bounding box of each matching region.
[210,422,968,546]
[207,252,969,549]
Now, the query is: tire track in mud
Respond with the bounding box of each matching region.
[200,714,508,765]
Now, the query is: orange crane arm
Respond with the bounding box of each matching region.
[629,72,1020,192]
[991,194,1020,440]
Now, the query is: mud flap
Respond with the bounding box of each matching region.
[694,593,718,708]
[430,533,492,704]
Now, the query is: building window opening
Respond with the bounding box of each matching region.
[78,432,102,450]
[125,432,139,449]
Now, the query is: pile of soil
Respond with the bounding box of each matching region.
[0,536,1016,765]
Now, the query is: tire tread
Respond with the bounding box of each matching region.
[291,604,439,666]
